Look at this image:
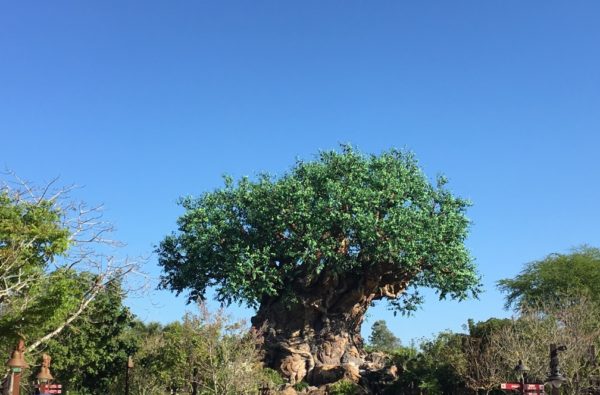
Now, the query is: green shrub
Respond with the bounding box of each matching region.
[329,379,361,395]
[263,367,286,386]
[293,380,310,391]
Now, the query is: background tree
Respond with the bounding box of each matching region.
[127,306,274,395]
[387,331,465,395]
[489,298,600,395]
[0,174,142,375]
[369,320,401,353]
[122,321,168,395]
[497,246,600,310]
[40,279,137,394]
[457,319,511,395]
[494,246,600,395]
[0,181,69,315]
[157,146,480,385]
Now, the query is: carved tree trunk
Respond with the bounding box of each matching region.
[251,270,406,385]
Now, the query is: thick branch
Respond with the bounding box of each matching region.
[26,280,103,352]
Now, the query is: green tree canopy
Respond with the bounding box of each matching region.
[497,246,600,309]
[466,317,511,341]
[368,320,401,352]
[158,147,480,314]
[390,331,465,395]
[0,190,70,307]
[42,279,136,394]
[1,176,140,359]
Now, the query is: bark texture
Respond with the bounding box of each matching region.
[252,270,407,385]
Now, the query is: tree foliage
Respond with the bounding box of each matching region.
[490,247,600,395]
[490,298,600,395]
[0,175,141,358]
[458,319,511,395]
[41,280,137,394]
[127,306,276,395]
[0,189,70,312]
[498,246,600,310]
[368,320,401,352]
[158,146,479,314]
[387,332,465,395]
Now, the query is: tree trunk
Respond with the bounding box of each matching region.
[251,271,403,385]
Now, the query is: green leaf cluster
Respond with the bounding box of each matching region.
[127,309,277,395]
[0,191,70,308]
[0,181,137,394]
[329,379,362,395]
[368,320,401,353]
[41,280,136,394]
[498,245,600,310]
[0,189,80,346]
[0,192,70,264]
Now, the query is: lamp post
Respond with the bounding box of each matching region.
[36,353,54,395]
[546,344,567,395]
[515,359,529,395]
[5,340,27,395]
[125,356,133,395]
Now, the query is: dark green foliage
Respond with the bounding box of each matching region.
[1,181,139,394]
[466,317,511,341]
[158,146,479,314]
[329,379,362,395]
[369,320,401,352]
[293,381,310,391]
[0,191,70,322]
[0,191,70,268]
[0,270,115,351]
[498,246,600,309]
[126,309,277,395]
[386,332,465,395]
[263,368,286,386]
[42,280,136,394]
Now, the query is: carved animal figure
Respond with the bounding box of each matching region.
[280,354,306,384]
[42,353,51,368]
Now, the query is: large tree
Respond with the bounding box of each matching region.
[157,147,480,384]
[0,175,141,355]
[497,246,600,310]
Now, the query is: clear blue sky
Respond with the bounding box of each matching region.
[1,1,599,344]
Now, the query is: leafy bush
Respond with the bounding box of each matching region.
[262,367,286,386]
[293,380,310,391]
[126,304,274,395]
[329,380,361,395]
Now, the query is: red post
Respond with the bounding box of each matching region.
[11,373,22,395]
[125,356,134,395]
[5,340,27,395]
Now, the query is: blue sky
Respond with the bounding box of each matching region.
[1,1,599,343]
